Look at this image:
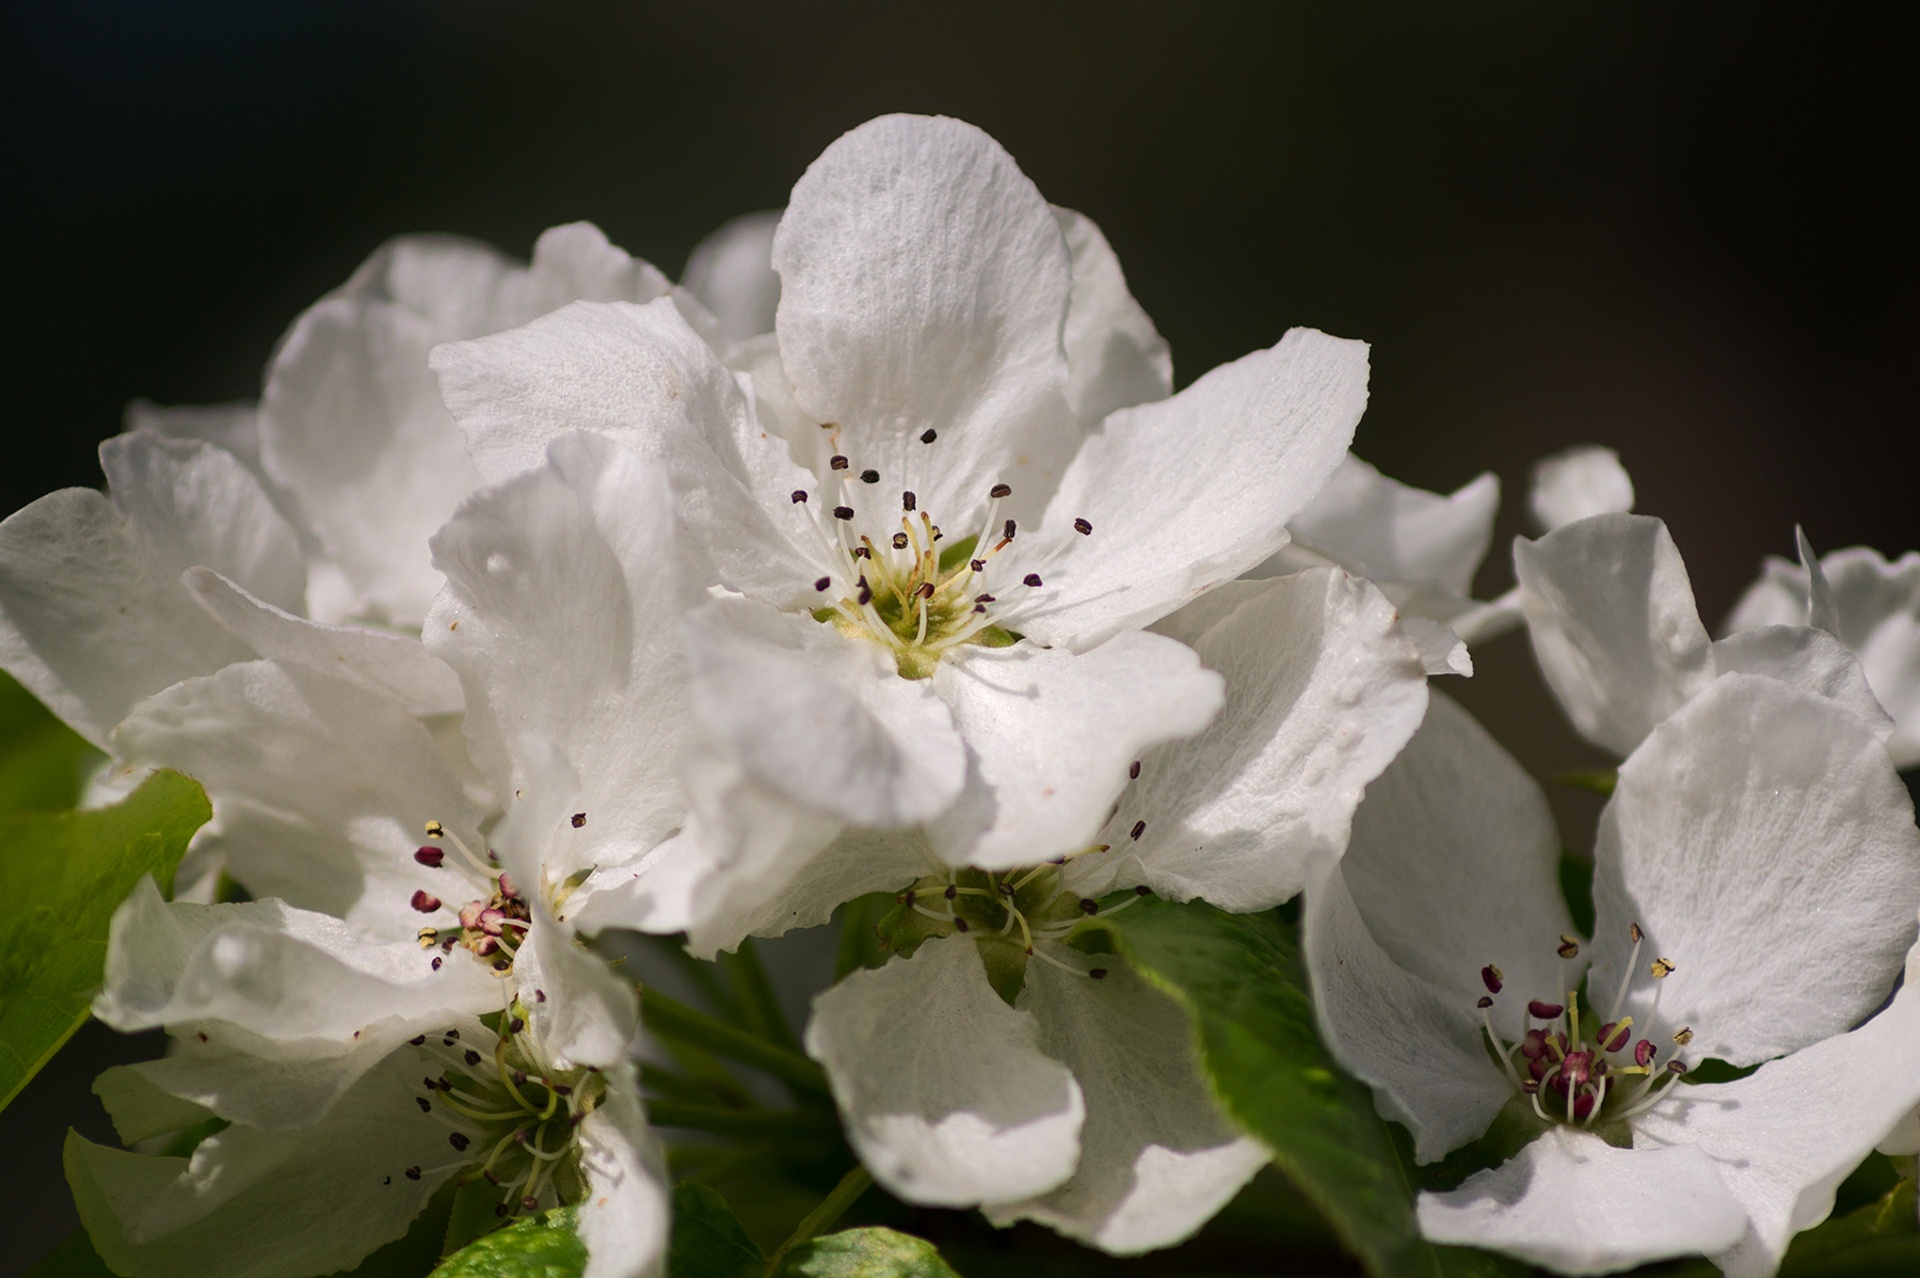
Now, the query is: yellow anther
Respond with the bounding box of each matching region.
[425,820,446,839]
[1672,1026,1693,1046]
[1650,957,1677,979]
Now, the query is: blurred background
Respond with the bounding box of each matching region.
[3,1,1916,1270]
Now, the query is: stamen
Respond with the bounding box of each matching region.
[814,576,831,591]
[902,491,917,512]
[1073,517,1093,535]
[415,846,445,868]
[1558,935,1581,959]
[830,456,849,471]
[1481,964,1504,994]
[412,891,442,913]
[791,490,808,504]
[1128,760,1141,779]
[920,430,937,444]
[860,469,880,484]
[833,506,855,521]
[990,483,1012,499]
[1650,957,1676,979]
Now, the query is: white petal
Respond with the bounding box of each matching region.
[1400,615,1473,677]
[1417,1127,1746,1275]
[1589,675,1920,1066]
[185,568,462,715]
[681,597,965,828]
[929,631,1223,870]
[1709,624,1893,741]
[1283,454,1499,599]
[985,948,1266,1253]
[427,434,706,867]
[1514,513,1716,755]
[773,115,1077,525]
[1796,527,1840,634]
[681,211,783,347]
[804,936,1084,1207]
[1074,572,1428,912]
[1053,206,1172,425]
[576,1065,670,1278]
[110,660,483,931]
[433,297,825,606]
[1631,980,1920,1278]
[1724,555,1807,635]
[67,1049,468,1278]
[1302,858,1515,1163]
[336,232,523,333]
[1019,328,1367,651]
[259,294,479,625]
[92,1066,215,1144]
[1816,548,1920,768]
[1529,445,1635,531]
[122,401,291,520]
[1305,690,1574,1055]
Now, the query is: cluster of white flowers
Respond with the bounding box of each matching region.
[4,113,1918,1278]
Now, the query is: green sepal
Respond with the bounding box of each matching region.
[669,1181,765,1278]
[972,626,1018,649]
[442,1180,507,1258]
[775,1227,961,1278]
[1078,897,1523,1278]
[0,672,99,815]
[0,768,210,1111]
[429,1206,586,1278]
[1550,767,1618,796]
[935,534,977,575]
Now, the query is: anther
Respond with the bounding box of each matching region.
[943,885,957,900]
[860,469,880,484]
[1130,820,1147,840]
[552,1084,572,1096]
[954,918,970,933]
[508,1017,525,1035]
[1003,519,1017,539]
[417,928,439,948]
[857,580,873,606]
[1604,1022,1632,1053]
[522,1196,539,1213]
[415,1096,431,1113]
[409,1035,426,1046]
[1528,1000,1565,1020]
[903,491,917,511]
[791,490,808,504]
[411,890,441,913]
[414,846,444,868]
[853,545,871,559]
[815,576,831,594]
[892,532,909,549]
[1073,517,1093,535]
[1135,885,1151,895]
[1672,1027,1693,1046]
[464,1049,482,1066]
[902,889,917,906]
[971,559,986,572]
[1128,760,1141,779]
[915,582,935,599]
[1023,573,1043,587]
[833,506,855,521]
[976,592,996,604]
[571,813,587,828]
[444,1029,459,1041]
[449,1132,470,1151]
[1634,1039,1655,1067]
[405,1166,422,1181]
[1089,968,1109,979]
[431,956,442,970]
[920,429,937,444]
[535,990,546,1003]
[990,483,1012,499]
[1080,898,1100,915]
[1481,964,1504,994]
[1665,1059,1687,1075]
[1650,958,1676,979]
[424,820,445,839]
[1476,996,1494,1009]
[830,455,849,471]
[1558,935,1581,959]
[1629,922,1644,943]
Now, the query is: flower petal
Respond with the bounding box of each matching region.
[1631,978,1920,1278]
[1513,513,1716,756]
[110,660,482,933]
[1709,624,1893,742]
[681,210,783,347]
[1588,674,1920,1066]
[985,947,1267,1253]
[681,597,965,829]
[773,114,1076,524]
[575,1064,670,1278]
[1053,206,1172,425]
[1417,1126,1747,1274]
[1528,444,1635,531]
[427,433,706,868]
[67,1050,466,1278]
[433,297,825,606]
[185,567,462,716]
[929,631,1222,870]
[803,936,1084,1207]
[1018,328,1367,651]
[1278,454,1499,600]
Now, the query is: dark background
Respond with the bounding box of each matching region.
[3,2,1917,1271]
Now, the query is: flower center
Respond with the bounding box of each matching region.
[408,820,530,974]
[1475,924,1694,1133]
[875,851,1143,1002]
[788,427,1092,678]
[404,998,605,1219]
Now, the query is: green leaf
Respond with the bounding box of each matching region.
[1777,1176,1920,1276]
[0,671,98,815]
[1079,898,1522,1278]
[775,1227,961,1278]
[0,768,210,1112]
[669,1181,765,1278]
[429,1206,586,1278]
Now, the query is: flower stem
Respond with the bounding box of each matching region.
[642,988,829,1098]
[763,1164,872,1276]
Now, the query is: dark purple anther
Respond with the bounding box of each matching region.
[1606,1023,1633,1053]
[1528,1000,1565,1021]
[414,846,445,868]
[410,890,441,913]
[1634,1039,1656,1068]
[1481,965,1503,995]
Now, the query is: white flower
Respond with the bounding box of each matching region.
[68,877,666,1278]
[1514,512,1894,758]
[1529,445,1635,532]
[429,114,1369,949]
[1303,684,1920,1275]
[1726,531,1920,768]
[802,567,1430,1252]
